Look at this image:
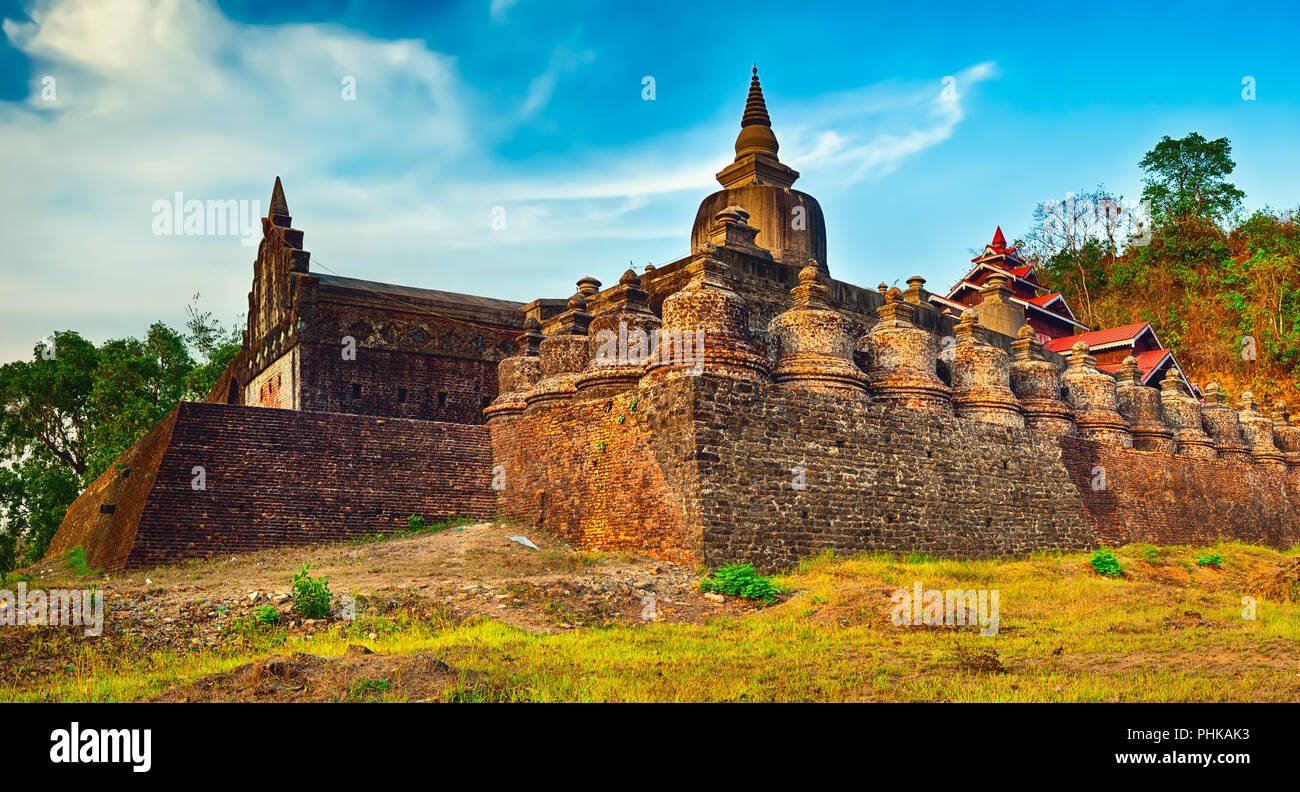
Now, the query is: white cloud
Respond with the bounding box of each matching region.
[0,0,993,363]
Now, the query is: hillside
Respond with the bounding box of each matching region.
[4,523,1299,702]
[1030,210,1299,409]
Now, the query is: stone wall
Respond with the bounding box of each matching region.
[1059,436,1300,548]
[490,381,700,564]
[46,402,494,571]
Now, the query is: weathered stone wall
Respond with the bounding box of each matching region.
[46,402,494,571]
[490,381,700,564]
[1058,436,1300,548]
[689,377,1095,568]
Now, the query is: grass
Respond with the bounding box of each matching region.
[346,516,475,546]
[2,541,1298,702]
[61,546,102,578]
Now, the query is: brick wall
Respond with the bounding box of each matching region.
[47,402,494,571]
[297,343,499,424]
[690,378,1096,568]
[1059,436,1300,548]
[490,382,700,564]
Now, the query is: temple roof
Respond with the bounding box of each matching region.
[1044,322,1153,352]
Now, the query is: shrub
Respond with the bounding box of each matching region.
[62,546,102,578]
[1090,548,1125,578]
[699,563,780,604]
[291,563,333,619]
[1195,553,1223,568]
[253,605,279,625]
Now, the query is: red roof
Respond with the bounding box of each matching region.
[1026,292,1062,307]
[1045,322,1150,353]
[971,225,1022,262]
[1097,349,1172,383]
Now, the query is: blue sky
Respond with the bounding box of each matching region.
[2,0,1298,362]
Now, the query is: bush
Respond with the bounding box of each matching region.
[253,605,279,625]
[291,563,333,619]
[1090,548,1125,578]
[699,563,780,604]
[1195,553,1223,568]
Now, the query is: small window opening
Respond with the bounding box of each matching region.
[437,391,447,407]
[397,387,408,404]
[352,383,362,399]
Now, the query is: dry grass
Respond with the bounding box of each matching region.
[3,539,1299,702]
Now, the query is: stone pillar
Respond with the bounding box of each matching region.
[1009,324,1074,437]
[1237,392,1286,467]
[949,309,1023,428]
[643,251,769,383]
[767,265,868,398]
[1200,382,1252,462]
[1113,356,1176,453]
[575,269,662,400]
[1059,342,1132,447]
[524,291,593,412]
[483,317,544,424]
[1158,369,1216,458]
[974,274,1026,340]
[862,288,952,414]
[1270,402,1300,470]
[903,275,930,306]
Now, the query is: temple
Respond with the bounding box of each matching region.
[46,69,1300,572]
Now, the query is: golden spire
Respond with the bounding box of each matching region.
[734,65,779,160]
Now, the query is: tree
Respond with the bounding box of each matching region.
[0,296,242,576]
[1139,133,1245,225]
[1020,184,1142,329]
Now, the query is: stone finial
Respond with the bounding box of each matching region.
[1269,402,1300,469]
[903,275,930,306]
[577,276,602,297]
[706,205,772,259]
[877,282,888,295]
[715,66,800,189]
[767,265,868,398]
[644,251,769,384]
[1236,390,1285,466]
[862,288,952,414]
[1060,341,1132,446]
[1272,401,1291,427]
[1114,355,1175,452]
[516,317,544,356]
[269,176,289,219]
[567,291,587,311]
[974,274,1025,338]
[574,264,661,400]
[1067,341,1092,369]
[1159,369,1216,458]
[485,316,546,423]
[1117,355,1141,386]
[789,264,829,306]
[953,308,984,346]
[1010,323,1073,436]
[1199,381,1250,461]
[949,307,1023,428]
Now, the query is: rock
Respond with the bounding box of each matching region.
[345,644,374,657]
[367,632,378,640]
[506,535,540,550]
[704,592,725,603]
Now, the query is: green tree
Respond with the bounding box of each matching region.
[0,296,242,576]
[1139,133,1245,225]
